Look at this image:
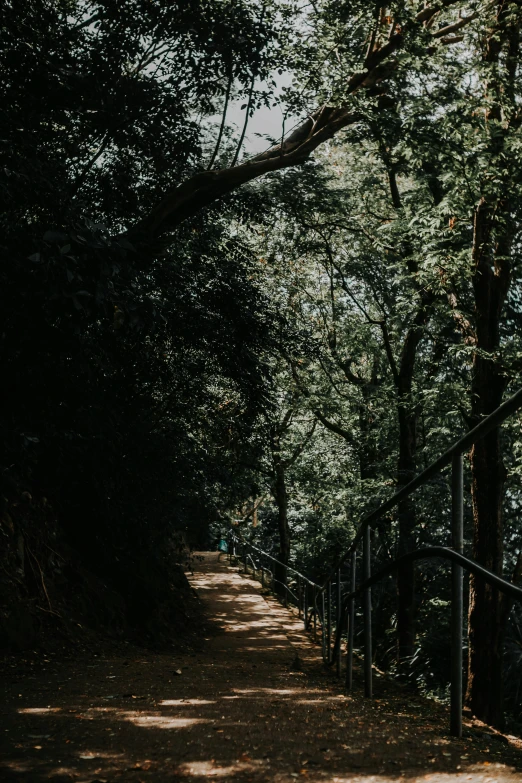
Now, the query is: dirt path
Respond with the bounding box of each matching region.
[1,552,522,782]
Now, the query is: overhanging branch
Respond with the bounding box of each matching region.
[125,2,480,249]
[127,34,404,244]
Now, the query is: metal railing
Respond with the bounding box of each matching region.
[227,534,323,639]
[227,386,522,737]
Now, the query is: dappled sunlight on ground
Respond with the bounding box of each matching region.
[1,551,521,782]
[159,699,216,706]
[175,759,260,778]
[230,687,300,696]
[45,765,80,779]
[73,750,125,759]
[122,712,210,729]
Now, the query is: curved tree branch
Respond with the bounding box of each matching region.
[125,2,479,250]
[126,33,405,245]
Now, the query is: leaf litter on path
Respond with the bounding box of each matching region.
[0,551,521,782]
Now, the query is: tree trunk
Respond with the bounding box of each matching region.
[462,1,518,729]
[467,428,506,728]
[466,217,511,728]
[358,372,380,484]
[272,461,290,598]
[397,404,417,663]
[394,296,434,663]
[358,351,419,665]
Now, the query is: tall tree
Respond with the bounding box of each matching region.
[465,0,521,728]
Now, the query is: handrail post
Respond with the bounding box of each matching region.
[363,525,372,698]
[283,565,288,607]
[321,590,322,661]
[451,452,464,737]
[313,585,317,640]
[243,543,247,574]
[346,550,356,690]
[298,576,302,618]
[336,567,342,677]
[304,582,308,630]
[327,580,332,662]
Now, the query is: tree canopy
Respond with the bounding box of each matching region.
[2,0,522,731]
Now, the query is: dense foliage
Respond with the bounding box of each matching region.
[2,0,522,730]
[1,0,293,641]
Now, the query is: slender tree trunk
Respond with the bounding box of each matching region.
[376,149,437,664]
[358,349,419,665]
[394,296,434,663]
[397,403,417,663]
[272,461,290,598]
[267,405,315,598]
[467,428,506,727]
[358,372,380,484]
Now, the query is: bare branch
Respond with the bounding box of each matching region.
[432,12,479,38]
[239,496,266,522]
[71,12,105,32]
[439,34,465,45]
[313,408,355,443]
[284,420,317,469]
[416,0,463,25]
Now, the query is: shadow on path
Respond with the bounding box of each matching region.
[0,551,521,782]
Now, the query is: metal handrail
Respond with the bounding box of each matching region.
[348,546,522,601]
[329,546,522,664]
[322,385,522,590]
[228,530,323,622]
[233,534,318,587]
[225,386,522,738]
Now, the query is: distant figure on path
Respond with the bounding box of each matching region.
[217,535,228,560]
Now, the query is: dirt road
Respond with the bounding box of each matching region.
[1,552,521,782]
